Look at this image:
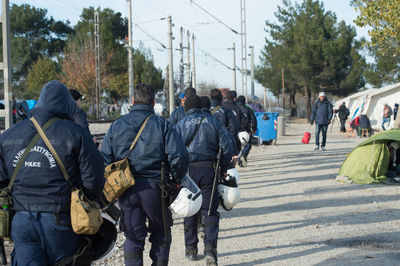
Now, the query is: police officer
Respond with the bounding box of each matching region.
[222,91,245,152]
[174,95,234,266]
[236,95,257,166]
[210,89,239,146]
[0,80,105,265]
[169,87,196,125]
[69,89,91,135]
[202,96,238,164]
[100,83,189,266]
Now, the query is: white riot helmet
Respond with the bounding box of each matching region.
[250,136,263,146]
[169,174,202,218]
[227,168,240,183]
[238,131,250,145]
[154,103,164,116]
[218,169,240,211]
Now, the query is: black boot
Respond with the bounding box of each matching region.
[204,243,217,266]
[185,247,198,261]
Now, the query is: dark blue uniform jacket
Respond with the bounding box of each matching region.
[236,101,257,133]
[210,99,239,138]
[174,109,234,172]
[0,81,105,213]
[100,104,189,184]
[169,106,185,126]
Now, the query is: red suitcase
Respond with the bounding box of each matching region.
[301,131,311,144]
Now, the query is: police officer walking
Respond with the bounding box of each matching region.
[236,95,257,166]
[0,81,105,265]
[169,87,196,125]
[100,83,189,266]
[174,95,234,266]
[210,89,239,144]
[222,91,245,152]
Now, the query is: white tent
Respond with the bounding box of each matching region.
[362,83,400,129]
[335,83,400,129]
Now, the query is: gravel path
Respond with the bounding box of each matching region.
[93,121,400,265]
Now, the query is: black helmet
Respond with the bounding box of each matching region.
[89,218,117,261]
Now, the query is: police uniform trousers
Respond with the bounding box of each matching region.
[184,166,219,252]
[241,142,252,160]
[11,211,80,265]
[119,182,173,266]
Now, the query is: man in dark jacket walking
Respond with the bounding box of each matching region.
[335,102,350,133]
[169,87,196,125]
[69,89,91,135]
[100,83,189,266]
[210,89,239,154]
[236,95,257,166]
[174,95,234,266]
[310,92,333,151]
[0,80,105,265]
[223,91,244,152]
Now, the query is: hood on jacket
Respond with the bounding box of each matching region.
[33,80,77,120]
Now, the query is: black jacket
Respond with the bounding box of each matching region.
[100,104,189,184]
[72,107,90,134]
[236,101,257,133]
[310,98,333,125]
[0,81,104,213]
[359,115,371,129]
[210,99,239,137]
[336,105,350,120]
[223,100,245,131]
[169,106,185,126]
[174,109,235,172]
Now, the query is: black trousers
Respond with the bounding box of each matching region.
[340,119,346,132]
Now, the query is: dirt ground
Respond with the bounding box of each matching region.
[7,121,400,265]
[145,121,400,266]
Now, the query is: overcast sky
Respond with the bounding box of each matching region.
[9,0,369,98]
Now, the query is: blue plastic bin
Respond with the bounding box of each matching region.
[255,112,279,143]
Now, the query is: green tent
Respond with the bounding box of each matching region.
[339,129,400,184]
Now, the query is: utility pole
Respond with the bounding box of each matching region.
[94,11,101,119]
[127,0,134,104]
[249,45,255,100]
[229,42,237,92]
[167,16,175,115]
[282,68,285,110]
[264,88,267,111]
[191,33,196,89]
[0,0,12,130]
[240,0,248,96]
[179,27,184,92]
[185,30,191,88]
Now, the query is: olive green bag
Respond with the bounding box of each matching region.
[103,115,152,202]
[30,117,103,235]
[0,118,58,239]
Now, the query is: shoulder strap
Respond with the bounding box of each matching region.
[186,117,205,147]
[8,117,59,191]
[30,117,70,182]
[126,114,153,158]
[211,106,222,115]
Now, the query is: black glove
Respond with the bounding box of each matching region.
[310,121,314,125]
[328,120,331,124]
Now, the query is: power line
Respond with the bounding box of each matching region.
[188,0,239,34]
[134,23,167,49]
[199,48,232,71]
[135,0,232,48]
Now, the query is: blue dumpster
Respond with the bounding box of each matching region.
[255,112,279,144]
